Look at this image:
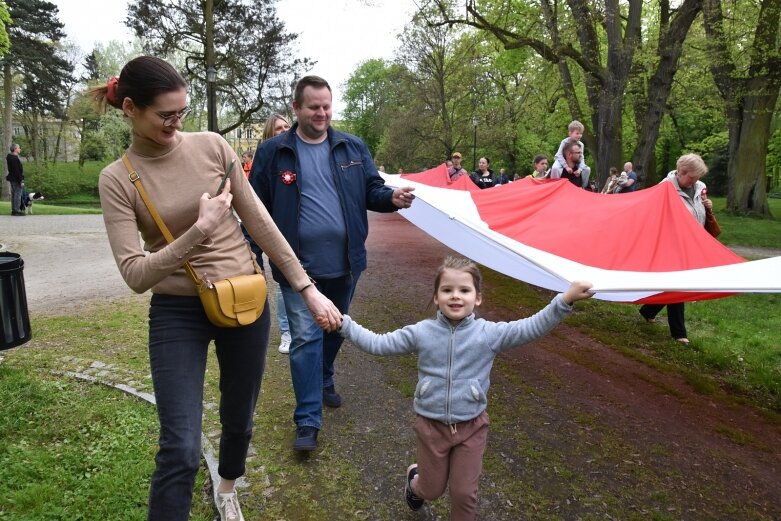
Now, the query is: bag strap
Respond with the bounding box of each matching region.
[122,154,203,286]
[122,154,264,286]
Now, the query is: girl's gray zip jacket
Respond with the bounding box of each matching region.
[339,294,573,425]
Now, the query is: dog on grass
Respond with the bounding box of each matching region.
[20,191,44,214]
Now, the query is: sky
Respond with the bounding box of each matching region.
[52,0,419,117]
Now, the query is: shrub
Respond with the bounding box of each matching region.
[24,160,104,200]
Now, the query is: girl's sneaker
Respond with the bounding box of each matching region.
[405,464,424,511]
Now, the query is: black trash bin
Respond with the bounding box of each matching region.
[0,252,31,350]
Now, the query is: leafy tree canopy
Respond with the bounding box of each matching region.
[127,0,310,134]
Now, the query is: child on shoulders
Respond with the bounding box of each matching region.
[552,120,591,184]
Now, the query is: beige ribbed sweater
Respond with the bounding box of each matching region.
[99,131,310,296]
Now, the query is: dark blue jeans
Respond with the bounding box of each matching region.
[280,273,359,429]
[147,294,270,521]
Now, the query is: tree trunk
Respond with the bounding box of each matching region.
[704,0,780,216]
[594,81,625,188]
[727,84,779,215]
[30,114,39,162]
[631,0,703,187]
[3,61,12,200]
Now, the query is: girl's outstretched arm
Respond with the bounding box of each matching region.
[339,315,419,356]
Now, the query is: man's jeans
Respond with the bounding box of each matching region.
[280,273,359,429]
[147,294,270,521]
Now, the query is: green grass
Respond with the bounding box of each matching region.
[710,196,781,249]
[0,201,102,215]
[0,365,211,521]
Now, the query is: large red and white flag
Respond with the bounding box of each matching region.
[382,164,781,304]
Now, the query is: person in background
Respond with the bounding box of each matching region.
[241,151,253,178]
[531,154,549,178]
[496,167,511,185]
[601,166,621,194]
[639,153,713,345]
[250,113,294,354]
[339,256,593,521]
[6,144,25,216]
[550,139,590,189]
[250,75,415,452]
[470,157,496,189]
[92,56,340,521]
[615,161,638,193]
[448,152,468,180]
[553,120,591,184]
[378,165,386,173]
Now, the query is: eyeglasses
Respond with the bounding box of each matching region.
[154,107,192,127]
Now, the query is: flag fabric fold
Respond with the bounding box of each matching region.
[380,164,781,303]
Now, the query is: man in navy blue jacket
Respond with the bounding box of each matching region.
[250,75,414,451]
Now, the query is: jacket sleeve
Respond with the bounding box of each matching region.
[359,141,396,213]
[340,315,418,355]
[554,138,566,165]
[485,294,573,353]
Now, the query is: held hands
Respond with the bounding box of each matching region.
[563,281,594,305]
[392,186,415,209]
[195,179,234,237]
[300,285,343,332]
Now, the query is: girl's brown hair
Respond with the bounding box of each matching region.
[87,56,187,111]
[433,256,482,295]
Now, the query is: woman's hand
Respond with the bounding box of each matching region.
[195,179,233,237]
[563,281,594,305]
[300,285,343,332]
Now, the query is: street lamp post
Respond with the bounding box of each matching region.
[472,116,478,172]
[206,66,218,132]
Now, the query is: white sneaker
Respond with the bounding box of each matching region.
[216,492,245,521]
[278,331,291,354]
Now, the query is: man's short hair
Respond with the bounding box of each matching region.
[293,75,331,106]
[568,120,584,133]
[10,144,19,153]
[451,152,462,159]
[562,138,581,158]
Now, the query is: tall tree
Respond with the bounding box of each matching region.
[127,0,309,135]
[342,58,403,155]
[703,0,781,216]
[425,0,702,188]
[2,0,72,182]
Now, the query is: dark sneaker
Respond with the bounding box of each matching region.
[293,426,318,451]
[322,384,342,408]
[405,464,424,511]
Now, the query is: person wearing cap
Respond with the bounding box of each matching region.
[448,152,468,181]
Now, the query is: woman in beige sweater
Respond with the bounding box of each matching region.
[93,56,340,521]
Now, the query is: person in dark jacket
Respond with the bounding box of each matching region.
[249,75,415,451]
[6,144,25,216]
[469,157,496,189]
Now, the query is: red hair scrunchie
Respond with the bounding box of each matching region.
[106,76,119,106]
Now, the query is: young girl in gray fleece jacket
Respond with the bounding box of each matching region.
[339,256,593,521]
